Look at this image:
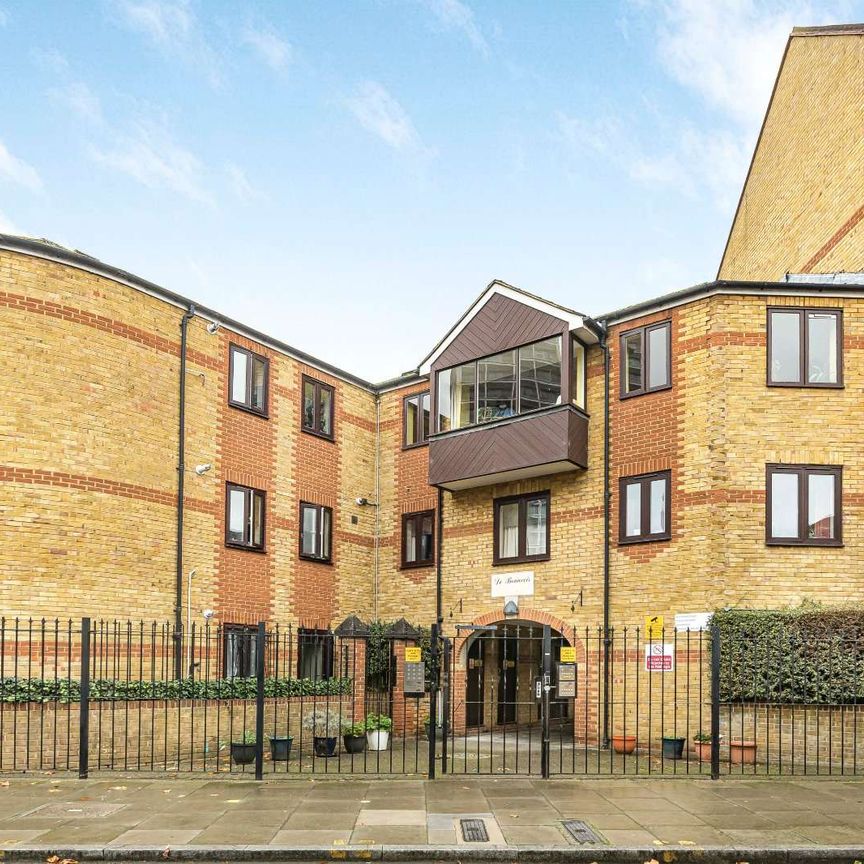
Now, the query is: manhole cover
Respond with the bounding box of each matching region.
[562,819,604,844]
[460,818,489,842]
[24,802,126,819]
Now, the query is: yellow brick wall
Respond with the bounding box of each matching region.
[720,32,864,280]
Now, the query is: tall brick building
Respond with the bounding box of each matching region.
[2,25,864,722]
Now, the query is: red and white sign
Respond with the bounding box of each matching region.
[644,643,674,672]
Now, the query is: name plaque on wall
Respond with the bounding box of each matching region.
[491,571,534,598]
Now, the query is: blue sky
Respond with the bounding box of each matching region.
[0,0,859,380]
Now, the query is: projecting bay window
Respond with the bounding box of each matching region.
[436,336,565,431]
[620,321,671,398]
[404,392,431,447]
[493,491,550,565]
[619,471,670,544]
[226,483,266,551]
[767,465,841,546]
[300,502,332,563]
[768,308,842,387]
[229,345,268,416]
[402,510,434,568]
[302,376,335,440]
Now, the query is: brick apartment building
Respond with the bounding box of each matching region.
[2,25,864,722]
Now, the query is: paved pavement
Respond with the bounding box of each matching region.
[0,775,862,859]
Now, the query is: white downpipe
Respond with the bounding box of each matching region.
[186,569,196,677]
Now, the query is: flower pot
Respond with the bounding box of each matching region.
[343,733,367,754]
[662,736,686,760]
[366,729,390,751]
[611,734,636,754]
[313,736,338,757]
[230,742,257,765]
[269,736,293,761]
[729,740,757,765]
[693,742,712,762]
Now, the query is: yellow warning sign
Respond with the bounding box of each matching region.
[560,646,576,663]
[645,615,664,639]
[405,647,422,662]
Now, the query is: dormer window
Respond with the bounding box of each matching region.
[436,336,564,432]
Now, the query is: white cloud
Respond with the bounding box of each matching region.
[108,0,222,87]
[89,123,210,203]
[49,82,103,124]
[0,140,43,192]
[419,0,489,57]
[346,82,429,153]
[242,23,292,72]
[226,162,262,202]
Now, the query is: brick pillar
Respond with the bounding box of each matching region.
[344,637,367,727]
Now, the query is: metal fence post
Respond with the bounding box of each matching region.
[78,617,91,779]
[441,636,450,775]
[255,621,266,781]
[541,624,552,779]
[427,623,439,780]
[710,622,721,780]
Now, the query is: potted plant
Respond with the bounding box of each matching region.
[230,730,257,765]
[693,730,712,762]
[611,734,636,754]
[661,736,686,760]
[342,721,367,754]
[729,739,757,765]
[302,707,344,757]
[269,734,294,761]
[365,713,392,751]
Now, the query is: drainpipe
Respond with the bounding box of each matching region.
[436,487,444,627]
[174,304,195,680]
[600,326,611,748]
[373,394,381,620]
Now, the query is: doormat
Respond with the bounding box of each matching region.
[562,819,605,844]
[460,818,490,842]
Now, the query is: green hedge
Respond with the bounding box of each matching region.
[1,676,353,704]
[714,606,864,704]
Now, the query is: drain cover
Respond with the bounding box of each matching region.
[460,818,489,842]
[562,820,604,844]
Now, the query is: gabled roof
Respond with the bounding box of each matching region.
[418,279,601,374]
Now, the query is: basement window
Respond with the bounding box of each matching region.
[223,624,257,677]
[298,629,335,680]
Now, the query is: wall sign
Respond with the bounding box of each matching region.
[674,612,712,632]
[644,615,664,639]
[644,643,674,672]
[560,646,576,663]
[404,647,422,662]
[491,571,534,598]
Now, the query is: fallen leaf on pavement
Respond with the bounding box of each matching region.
[161,847,170,859]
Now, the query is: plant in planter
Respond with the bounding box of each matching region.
[342,721,367,754]
[302,708,345,757]
[611,733,637,754]
[365,713,393,751]
[661,736,686,760]
[693,730,712,762]
[269,734,294,761]
[229,729,258,765]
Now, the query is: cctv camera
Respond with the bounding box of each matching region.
[356,497,368,506]
[202,609,215,620]
[206,321,221,334]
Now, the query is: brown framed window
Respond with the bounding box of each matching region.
[766,465,842,546]
[402,510,434,568]
[619,471,670,544]
[493,491,550,565]
[297,629,335,680]
[767,308,842,387]
[300,502,332,562]
[229,345,269,416]
[302,376,335,439]
[223,624,257,677]
[620,321,671,398]
[404,392,431,447]
[226,483,266,551]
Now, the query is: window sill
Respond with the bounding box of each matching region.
[619,383,672,401]
[302,427,335,443]
[225,542,267,554]
[492,554,550,567]
[765,539,843,548]
[299,553,333,564]
[617,535,671,546]
[766,382,844,389]
[401,441,429,451]
[228,400,269,419]
[400,560,435,570]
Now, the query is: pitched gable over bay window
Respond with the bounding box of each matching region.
[421,281,600,490]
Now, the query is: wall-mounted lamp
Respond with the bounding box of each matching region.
[203,609,215,621]
[355,497,378,506]
[503,599,519,617]
[448,599,463,618]
[571,589,583,613]
[195,464,213,475]
[206,321,221,335]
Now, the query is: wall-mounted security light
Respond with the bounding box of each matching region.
[503,599,519,617]
[206,321,221,334]
[202,609,215,620]
[195,464,212,475]
[356,497,379,506]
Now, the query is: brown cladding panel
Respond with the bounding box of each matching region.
[428,407,588,487]
[433,293,568,370]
